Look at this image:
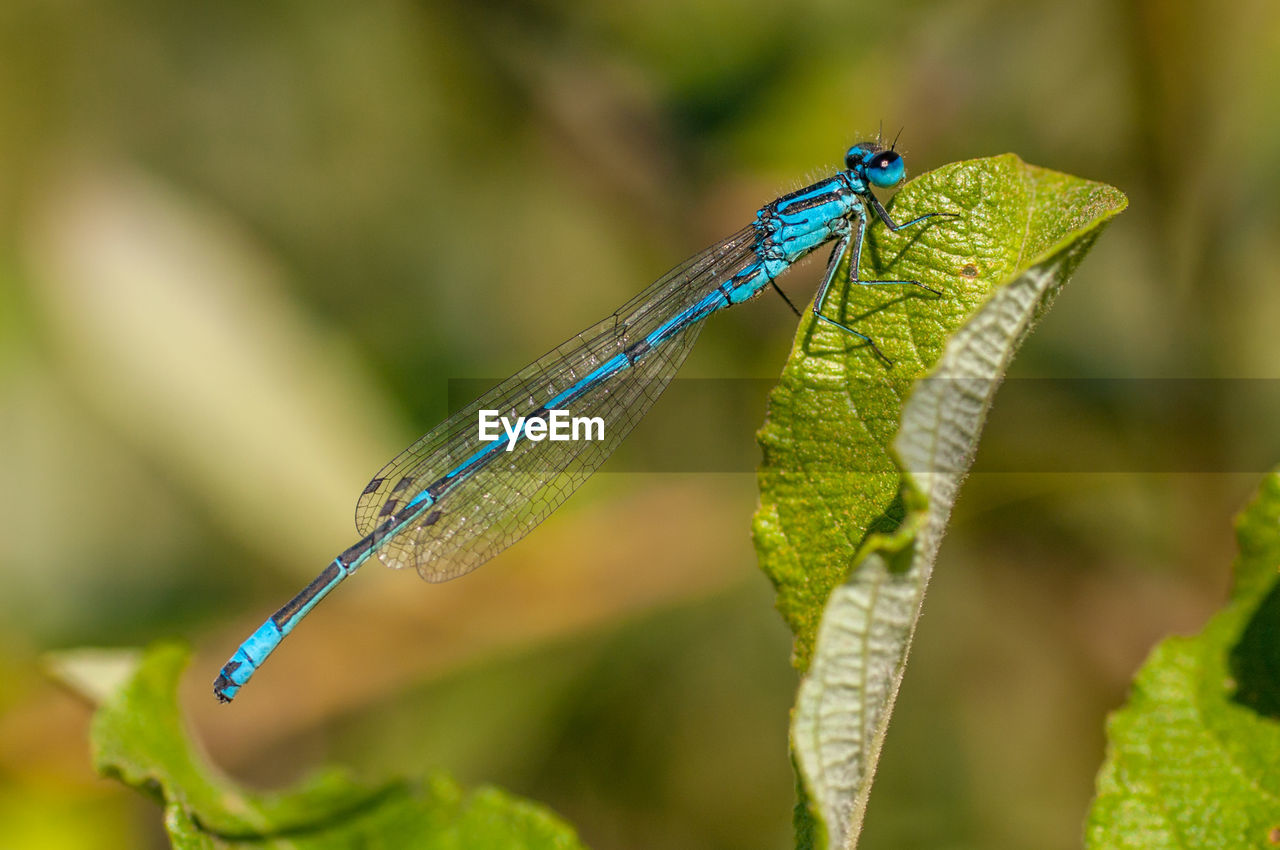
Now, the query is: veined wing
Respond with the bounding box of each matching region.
[354,225,761,579]
[380,318,704,580]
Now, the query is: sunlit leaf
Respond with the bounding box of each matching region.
[754,154,1126,848]
[52,643,585,849]
[1086,471,1280,850]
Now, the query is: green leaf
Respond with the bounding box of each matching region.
[753,154,1126,849]
[49,643,586,850]
[1085,472,1280,849]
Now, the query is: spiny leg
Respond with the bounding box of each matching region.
[866,191,958,233]
[768,278,801,317]
[854,192,957,295]
[811,218,891,365]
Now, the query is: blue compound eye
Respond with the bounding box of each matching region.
[866,151,905,188]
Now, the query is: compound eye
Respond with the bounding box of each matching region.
[844,147,862,170]
[866,151,905,188]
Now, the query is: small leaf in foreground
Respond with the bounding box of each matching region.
[1086,471,1280,850]
[53,642,585,849]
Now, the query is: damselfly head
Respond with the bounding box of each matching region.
[844,142,906,189]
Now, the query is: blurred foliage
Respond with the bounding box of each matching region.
[1,0,1277,848]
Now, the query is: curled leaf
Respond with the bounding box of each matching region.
[755,155,1126,848]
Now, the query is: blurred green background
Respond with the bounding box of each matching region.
[1,0,1277,848]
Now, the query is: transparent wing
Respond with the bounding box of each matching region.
[381,320,703,580]
[354,225,761,580]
